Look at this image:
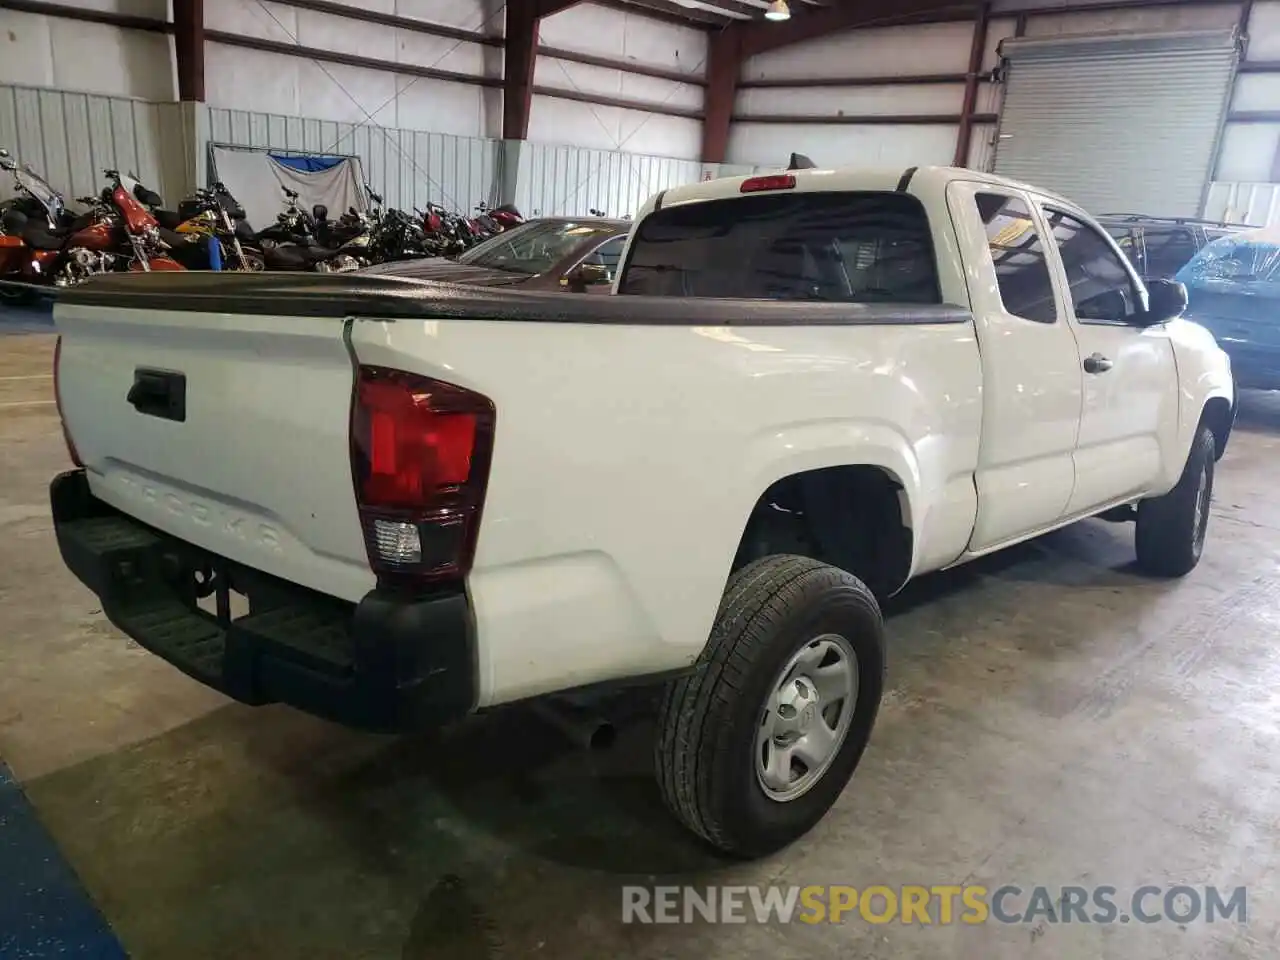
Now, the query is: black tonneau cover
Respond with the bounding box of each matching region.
[58,271,971,327]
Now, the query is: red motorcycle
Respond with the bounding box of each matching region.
[0,150,183,292]
[478,201,525,231]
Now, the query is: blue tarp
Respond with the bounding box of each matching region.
[1177,226,1280,388]
[268,153,346,173]
[1177,227,1280,294]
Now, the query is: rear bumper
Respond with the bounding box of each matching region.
[50,469,476,732]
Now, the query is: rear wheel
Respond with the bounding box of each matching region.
[655,555,885,858]
[1135,425,1216,577]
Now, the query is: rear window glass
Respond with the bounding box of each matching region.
[618,191,940,303]
[1140,227,1198,280]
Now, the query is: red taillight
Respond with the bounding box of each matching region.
[52,336,83,467]
[350,366,495,587]
[740,174,797,194]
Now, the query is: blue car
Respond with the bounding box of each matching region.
[1178,228,1280,390]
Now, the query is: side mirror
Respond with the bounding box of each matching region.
[561,262,611,292]
[1142,278,1188,325]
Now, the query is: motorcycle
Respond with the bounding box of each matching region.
[254,187,335,271]
[0,149,183,291]
[366,207,428,264]
[255,186,369,272]
[478,200,525,232]
[166,183,262,271]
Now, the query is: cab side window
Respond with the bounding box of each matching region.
[1043,209,1143,324]
[974,192,1058,323]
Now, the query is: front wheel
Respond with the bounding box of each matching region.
[0,283,38,306]
[1135,425,1216,577]
[654,555,885,858]
[236,246,265,272]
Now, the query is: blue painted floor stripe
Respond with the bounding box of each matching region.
[0,761,128,959]
[0,302,55,335]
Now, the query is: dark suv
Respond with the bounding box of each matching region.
[1096,214,1250,280]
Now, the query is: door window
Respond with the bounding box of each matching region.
[1042,209,1143,324]
[974,192,1058,323]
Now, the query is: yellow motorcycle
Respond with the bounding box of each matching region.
[162,184,264,271]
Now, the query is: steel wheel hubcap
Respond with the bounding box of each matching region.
[756,633,858,803]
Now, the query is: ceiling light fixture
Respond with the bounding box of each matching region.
[765,0,790,21]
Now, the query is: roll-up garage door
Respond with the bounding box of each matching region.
[992,30,1238,217]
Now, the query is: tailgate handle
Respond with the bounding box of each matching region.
[127,368,187,422]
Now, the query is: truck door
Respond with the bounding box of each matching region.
[946,181,1084,551]
[1033,202,1179,514]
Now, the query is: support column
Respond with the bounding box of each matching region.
[701,26,741,165]
[503,1,539,141]
[173,0,205,103]
[954,2,990,167]
[499,1,582,204]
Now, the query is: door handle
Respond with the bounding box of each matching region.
[1083,353,1113,374]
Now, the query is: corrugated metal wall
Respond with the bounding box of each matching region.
[2,86,732,222]
[516,142,702,218]
[205,106,501,217]
[206,106,710,218]
[1204,181,1280,225]
[0,82,189,206]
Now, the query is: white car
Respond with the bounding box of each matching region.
[49,165,1234,857]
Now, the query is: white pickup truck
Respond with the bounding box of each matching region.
[49,166,1234,858]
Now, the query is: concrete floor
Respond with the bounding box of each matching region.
[3,325,1280,958]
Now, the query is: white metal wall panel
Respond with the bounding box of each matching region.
[205,106,500,216]
[743,21,975,81]
[727,123,958,171]
[531,2,706,159]
[527,92,701,159]
[0,6,174,101]
[516,142,701,218]
[968,124,998,172]
[735,84,966,119]
[993,31,1239,215]
[1022,3,1241,37]
[0,83,185,206]
[1204,180,1280,225]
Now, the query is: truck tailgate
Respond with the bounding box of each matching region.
[54,301,374,603]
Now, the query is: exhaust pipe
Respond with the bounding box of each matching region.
[531,697,616,751]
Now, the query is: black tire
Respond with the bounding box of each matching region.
[0,283,37,307]
[654,555,885,858]
[1135,425,1216,578]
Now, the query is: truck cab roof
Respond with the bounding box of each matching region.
[645,165,1076,219]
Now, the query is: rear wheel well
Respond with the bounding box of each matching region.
[732,466,912,600]
[1202,397,1233,461]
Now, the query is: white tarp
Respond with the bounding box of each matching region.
[208,146,366,234]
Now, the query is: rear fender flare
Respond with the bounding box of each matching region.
[744,420,922,565]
